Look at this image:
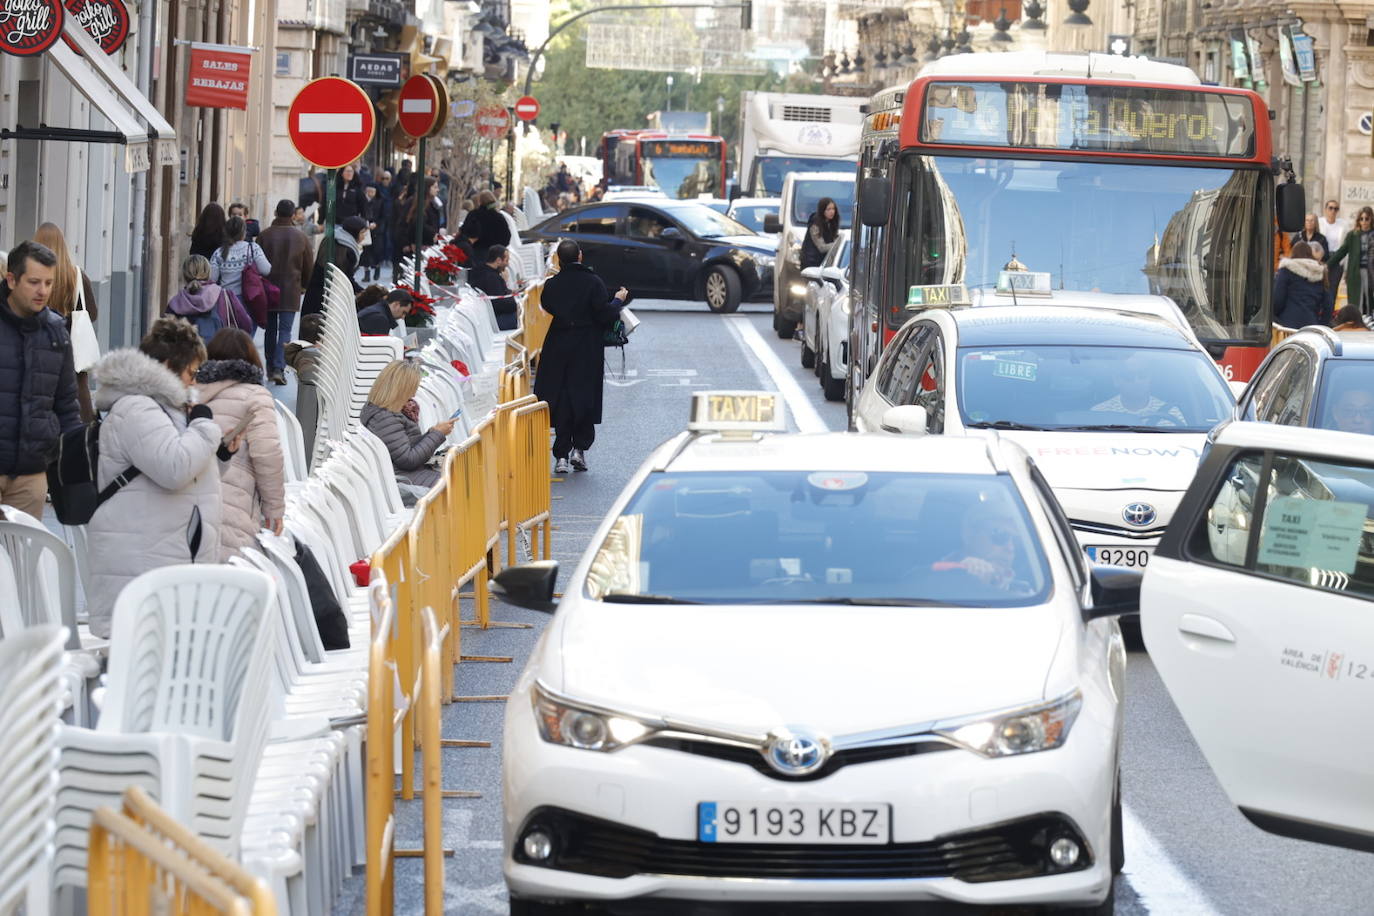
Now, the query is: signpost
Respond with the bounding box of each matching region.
[514,95,540,122]
[287,77,377,270]
[397,73,450,293]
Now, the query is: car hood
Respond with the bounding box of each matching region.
[708,235,774,252]
[553,603,1062,736]
[998,430,1207,492]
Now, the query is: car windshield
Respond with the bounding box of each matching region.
[584,471,1050,605]
[730,205,777,232]
[1315,360,1374,435]
[957,345,1234,432]
[754,156,856,196]
[670,206,754,239]
[791,180,855,228]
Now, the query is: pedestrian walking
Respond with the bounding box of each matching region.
[401,178,442,261]
[167,255,254,342]
[1319,199,1351,293]
[359,184,385,282]
[1273,241,1329,328]
[357,289,413,335]
[256,199,315,384]
[195,328,286,560]
[227,202,261,242]
[468,244,519,331]
[302,216,367,314]
[33,222,99,422]
[390,183,411,280]
[0,241,82,517]
[86,316,234,638]
[1328,206,1374,316]
[460,189,512,261]
[189,202,227,259]
[361,359,455,491]
[336,165,365,222]
[210,216,273,306]
[1293,214,1327,262]
[533,239,628,474]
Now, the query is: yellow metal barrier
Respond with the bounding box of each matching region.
[89,787,275,916]
[520,280,552,365]
[504,397,554,568]
[418,607,445,916]
[365,575,399,916]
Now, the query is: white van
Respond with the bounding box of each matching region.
[764,171,855,338]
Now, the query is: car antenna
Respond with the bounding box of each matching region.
[1003,242,1021,307]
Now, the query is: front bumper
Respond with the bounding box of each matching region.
[502,686,1116,907]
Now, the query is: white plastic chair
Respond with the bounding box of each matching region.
[275,399,309,484]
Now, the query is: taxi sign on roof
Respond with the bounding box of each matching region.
[906,284,970,309]
[689,390,787,433]
[996,270,1053,297]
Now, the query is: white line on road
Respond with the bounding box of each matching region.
[725,315,829,434]
[1122,805,1220,914]
[297,112,363,133]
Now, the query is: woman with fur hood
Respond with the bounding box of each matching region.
[86,317,233,638]
[195,328,287,560]
[1273,241,1330,329]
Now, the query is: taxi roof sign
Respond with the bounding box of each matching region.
[906,284,970,309]
[689,390,787,433]
[996,270,1053,297]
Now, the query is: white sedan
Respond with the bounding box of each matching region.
[497,391,1130,914]
[854,299,1236,571]
[800,231,850,402]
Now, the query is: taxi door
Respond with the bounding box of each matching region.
[1142,421,1374,852]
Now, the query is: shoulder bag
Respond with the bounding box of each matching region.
[69,279,100,373]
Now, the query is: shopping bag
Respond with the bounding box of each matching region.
[69,281,100,373]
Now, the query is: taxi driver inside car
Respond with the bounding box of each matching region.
[499,389,1134,914]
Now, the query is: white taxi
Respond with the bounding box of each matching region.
[496,391,1133,914]
[853,302,1236,572]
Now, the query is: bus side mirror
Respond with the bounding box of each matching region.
[1276,183,1305,234]
[859,180,890,227]
[763,213,782,233]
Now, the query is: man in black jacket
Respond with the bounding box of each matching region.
[357,289,413,335]
[468,244,519,331]
[533,240,628,474]
[0,241,82,517]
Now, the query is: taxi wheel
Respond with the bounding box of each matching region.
[773,309,794,338]
[704,265,741,313]
[821,355,845,401]
[801,338,816,369]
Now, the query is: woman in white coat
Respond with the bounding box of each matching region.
[87,317,233,638]
[194,328,287,560]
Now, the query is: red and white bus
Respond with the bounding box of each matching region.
[599,129,641,187]
[610,131,729,200]
[848,52,1302,409]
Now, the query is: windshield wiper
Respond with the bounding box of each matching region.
[1055,424,1176,433]
[601,593,702,604]
[966,420,1048,431]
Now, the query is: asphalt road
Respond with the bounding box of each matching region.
[336,299,1374,915]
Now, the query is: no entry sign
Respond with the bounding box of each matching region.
[398,73,442,139]
[514,95,540,122]
[287,77,376,170]
[475,106,511,138]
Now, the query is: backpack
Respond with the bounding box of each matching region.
[188,299,225,343]
[46,417,140,525]
[240,242,279,329]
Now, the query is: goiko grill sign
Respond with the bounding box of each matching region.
[0,0,64,56]
[62,0,130,55]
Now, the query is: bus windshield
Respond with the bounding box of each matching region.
[753,155,855,196]
[640,141,722,199]
[894,155,1270,344]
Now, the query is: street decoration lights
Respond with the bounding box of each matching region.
[1021,0,1047,30]
[1064,0,1093,27]
[992,9,1015,43]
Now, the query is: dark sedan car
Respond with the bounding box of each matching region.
[521,199,775,313]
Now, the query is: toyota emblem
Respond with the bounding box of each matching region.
[1122,502,1157,527]
[765,730,830,776]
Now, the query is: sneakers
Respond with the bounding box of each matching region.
[269,370,287,386]
[569,449,588,471]
[554,458,572,475]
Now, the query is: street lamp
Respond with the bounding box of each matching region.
[666,74,674,112]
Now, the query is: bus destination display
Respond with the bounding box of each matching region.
[641,140,717,158]
[919,81,1256,159]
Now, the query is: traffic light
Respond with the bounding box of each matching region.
[740,0,752,30]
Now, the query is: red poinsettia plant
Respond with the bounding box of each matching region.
[394,283,437,328]
[425,254,462,286]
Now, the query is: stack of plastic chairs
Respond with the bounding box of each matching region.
[0,624,68,916]
[52,566,277,898]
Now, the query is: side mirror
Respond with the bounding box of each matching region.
[800,266,822,281]
[859,179,891,227]
[659,227,683,241]
[491,561,560,613]
[1276,182,1305,233]
[1084,564,1141,621]
[821,266,846,287]
[1203,341,1229,360]
[880,404,928,436]
[729,186,742,201]
[762,213,782,233]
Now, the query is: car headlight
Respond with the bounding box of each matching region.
[533,685,654,752]
[840,294,852,315]
[934,690,1081,758]
[752,252,774,269]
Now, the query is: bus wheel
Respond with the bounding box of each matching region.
[705,266,741,313]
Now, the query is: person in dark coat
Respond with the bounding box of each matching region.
[357,289,413,335]
[335,165,365,221]
[468,244,519,331]
[0,241,83,517]
[800,197,840,269]
[189,203,227,260]
[1273,241,1330,329]
[359,184,386,283]
[400,178,441,262]
[460,189,512,261]
[533,240,628,474]
[301,216,367,315]
[256,199,316,384]
[1328,206,1374,317]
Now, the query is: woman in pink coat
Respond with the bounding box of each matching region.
[194,328,287,560]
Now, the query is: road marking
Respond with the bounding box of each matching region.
[297,112,363,133]
[725,316,829,434]
[1122,805,1220,914]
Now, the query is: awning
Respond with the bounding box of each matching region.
[45,17,177,172]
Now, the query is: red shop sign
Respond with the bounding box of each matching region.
[185,42,253,110]
[61,0,129,55]
[0,0,64,56]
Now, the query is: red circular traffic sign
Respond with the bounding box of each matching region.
[398,74,442,139]
[514,95,540,122]
[287,77,377,170]
[475,107,511,138]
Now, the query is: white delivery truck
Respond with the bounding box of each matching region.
[737,91,866,198]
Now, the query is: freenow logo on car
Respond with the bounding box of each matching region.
[1036,446,1201,459]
